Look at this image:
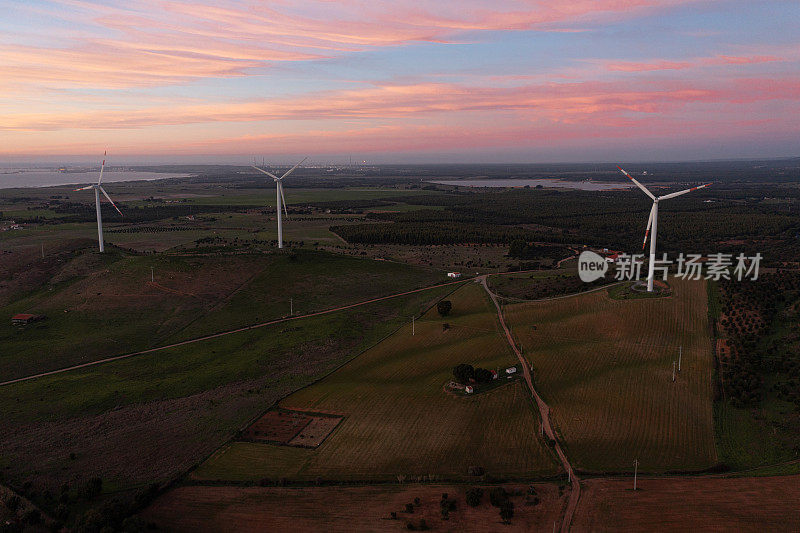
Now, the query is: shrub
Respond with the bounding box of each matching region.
[81,477,103,500]
[453,364,475,384]
[468,465,485,476]
[466,487,483,507]
[489,487,508,507]
[22,509,41,525]
[437,300,452,316]
[474,367,493,383]
[5,495,21,511]
[55,503,70,521]
[405,503,414,513]
[500,502,514,524]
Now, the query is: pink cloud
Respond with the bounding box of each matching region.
[607,60,694,72]
[3,0,701,92]
[3,75,798,133]
[604,54,783,72]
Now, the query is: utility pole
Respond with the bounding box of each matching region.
[412,315,415,336]
[633,459,639,491]
[672,361,676,382]
[151,266,154,283]
[41,243,44,258]
[678,345,682,372]
[290,298,293,316]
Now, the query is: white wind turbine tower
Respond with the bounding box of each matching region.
[74,151,124,252]
[252,157,307,249]
[617,166,711,292]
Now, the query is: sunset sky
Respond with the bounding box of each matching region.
[1,0,798,163]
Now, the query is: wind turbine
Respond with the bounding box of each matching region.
[252,157,307,249]
[74,151,123,252]
[617,166,711,292]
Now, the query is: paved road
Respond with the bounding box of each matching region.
[0,278,468,387]
[480,276,580,533]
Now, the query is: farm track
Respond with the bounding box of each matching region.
[0,278,469,387]
[480,276,580,533]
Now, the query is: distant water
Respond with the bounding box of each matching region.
[429,179,633,191]
[0,170,189,189]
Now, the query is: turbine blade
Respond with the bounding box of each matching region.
[617,166,655,200]
[658,182,713,201]
[252,165,280,180]
[99,186,123,216]
[279,157,307,180]
[642,203,655,250]
[73,185,94,191]
[279,182,288,217]
[98,150,107,184]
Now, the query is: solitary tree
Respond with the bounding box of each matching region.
[437,300,452,316]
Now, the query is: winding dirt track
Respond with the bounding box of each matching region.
[480,276,580,533]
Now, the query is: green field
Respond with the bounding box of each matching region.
[0,283,455,494]
[0,249,444,381]
[194,283,559,482]
[503,278,717,473]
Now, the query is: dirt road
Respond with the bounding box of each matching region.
[480,276,580,533]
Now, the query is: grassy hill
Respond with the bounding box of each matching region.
[504,278,716,473]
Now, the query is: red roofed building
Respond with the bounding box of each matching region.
[12,313,44,325]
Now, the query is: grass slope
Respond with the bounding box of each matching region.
[0,249,443,380]
[194,283,559,482]
[504,277,716,473]
[0,285,453,495]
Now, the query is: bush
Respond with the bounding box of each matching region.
[468,465,485,476]
[405,503,414,513]
[489,487,508,507]
[474,367,493,383]
[55,504,70,521]
[466,487,483,507]
[500,502,514,524]
[4,495,21,511]
[22,509,41,525]
[453,363,475,384]
[437,300,452,316]
[81,477,103,500]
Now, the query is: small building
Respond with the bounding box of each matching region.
[490,370,498,380]
[505,366,517,375]
[12,313,44,325]
[447,272,462,279]
[465,385,474,394]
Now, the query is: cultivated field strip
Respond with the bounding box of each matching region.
[504,278,716,473]
[194,283,560,482]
